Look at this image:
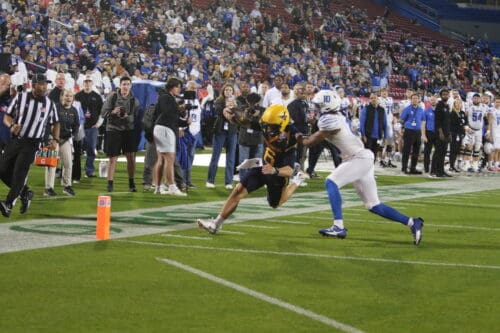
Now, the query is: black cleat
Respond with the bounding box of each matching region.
[20,190,34,214]
[0,201,12,218]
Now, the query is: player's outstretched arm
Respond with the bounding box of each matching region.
[296,130,337,147]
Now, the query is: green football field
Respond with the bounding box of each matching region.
[0,162,499,332]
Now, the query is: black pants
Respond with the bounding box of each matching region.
[72,139,82,181]
[449,133,463,169]
[433,137,449,176]
[0,138,39,205]
[423,131,436,173]
[402,129,421,172]
[364,137,381,162]
[306,140,341,174]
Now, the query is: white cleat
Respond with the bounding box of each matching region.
[167,187,187,196]
[291,166,310,187]
[196,219,220,234]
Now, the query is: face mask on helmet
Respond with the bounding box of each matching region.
[261,123,281,139]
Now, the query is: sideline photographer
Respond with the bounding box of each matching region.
[236,82,264,180]
[101,76,140,193]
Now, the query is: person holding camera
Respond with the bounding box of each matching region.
[152,77,189,196]
[236,81,264,180]
[101,76,140,193]
[206,83,239,189]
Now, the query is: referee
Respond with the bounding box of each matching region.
[0,74,60,217]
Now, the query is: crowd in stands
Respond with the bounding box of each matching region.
[0,0,499,199]
[1,0,498,97]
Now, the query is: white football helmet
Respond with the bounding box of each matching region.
[311,89,341,114]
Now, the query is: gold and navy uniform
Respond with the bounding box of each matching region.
[240,125,297,208]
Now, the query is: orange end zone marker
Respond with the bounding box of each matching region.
[96,195,111,240]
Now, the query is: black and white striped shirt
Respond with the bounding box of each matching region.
[7,92,59,140]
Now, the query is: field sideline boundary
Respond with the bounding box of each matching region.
[0,177,499,254]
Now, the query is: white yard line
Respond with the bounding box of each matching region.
[286,215,500,232]
[121,240,500,270]
[417,199,500,209]
[157,257,365,333]
[218,230,247,235]
[162,234,212,240]
[265,219,310,225]
[2,177,499,254]
[233,224,279,229]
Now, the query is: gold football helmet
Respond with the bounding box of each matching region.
[260,104,290,137]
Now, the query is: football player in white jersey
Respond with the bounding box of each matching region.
[486,97,500,171]
[400,88,425,110]
[335,86,351,120]
[463,93,487,171]
[378,87,397,168]
[297,90,424,245]
[482,91,494,109]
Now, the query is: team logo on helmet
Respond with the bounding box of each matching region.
[260,104,290,135]
[311,89,341,114]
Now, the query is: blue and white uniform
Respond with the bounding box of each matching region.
[319,113,380,208]
[489,106,500,150]
[379,96,395,142]
[464,102,487,150]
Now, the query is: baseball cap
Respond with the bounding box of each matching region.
[31,74,51,84]
[83,75,93,82]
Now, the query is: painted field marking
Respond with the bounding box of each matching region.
[417,199,500,209]
[343,212,361,216]
[162,234,212,240]
[157,257,365,333]
[218,230,247,235]
[234,224,279,229]
[265,219,310,225]
[288,215,500,232]
[120,240,500,270]
[390,202,427,207]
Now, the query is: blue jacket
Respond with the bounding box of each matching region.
[423,106,435,132]
[401,104,425,130]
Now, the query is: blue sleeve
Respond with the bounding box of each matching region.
[359,106,366,136]
[419,108,425,122]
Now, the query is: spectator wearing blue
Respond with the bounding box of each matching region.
[206,83,238,190]
[400,93,425,174]
[183,80,202,189]
[421,95,437,174]
[360,93,387,162]
[368,67,388,93]
[406,65,420,90]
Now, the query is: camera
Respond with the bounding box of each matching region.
[119,106,126,117]
[178,90,197,117]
